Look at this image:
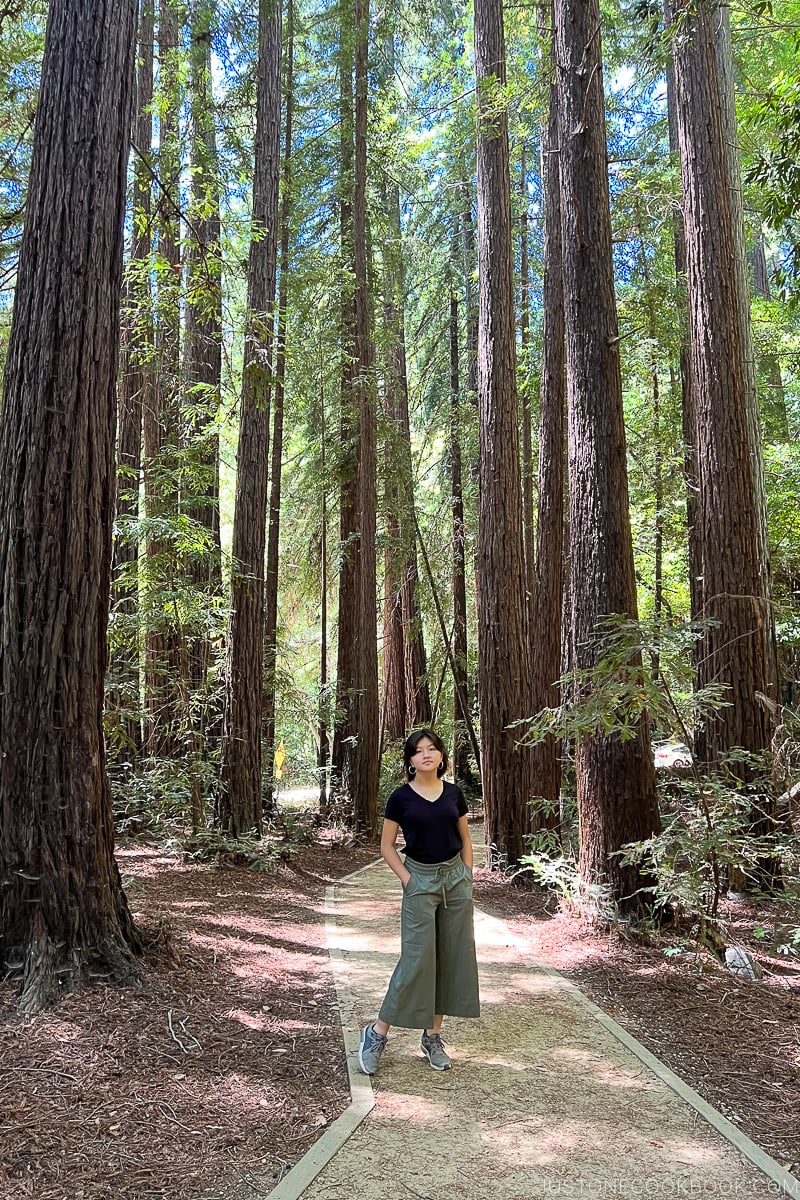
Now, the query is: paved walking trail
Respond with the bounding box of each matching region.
[268,846,798,1200]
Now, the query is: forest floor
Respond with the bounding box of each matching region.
[0,816,798,1200]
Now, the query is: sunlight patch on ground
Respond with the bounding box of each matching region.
[374,1091,452,1124]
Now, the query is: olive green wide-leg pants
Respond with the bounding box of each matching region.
[378,852,480,1030]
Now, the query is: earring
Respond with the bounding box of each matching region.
[407,765,416,778]
[436,762,446,777]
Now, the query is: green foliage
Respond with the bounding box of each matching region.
[110,758,216,837]
[746,72,800,300]
[615,765,796,922]
[171,804,320,870]
[518,615,726,750]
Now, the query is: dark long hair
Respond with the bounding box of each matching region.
[403,728,449,779]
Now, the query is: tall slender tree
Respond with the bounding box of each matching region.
[184,0,223,634]
[474,0,536,867]
[518,141,536,618]
[111,0,155,758]
[0,0,141,1011]
[264,0,295,806]
[449,250,475,788]
[665,49,703,644]
[142,0,182,758]
[555,0,660,909]
[380,165,431,739]
[220,0,282,835]
[531,15,565,829]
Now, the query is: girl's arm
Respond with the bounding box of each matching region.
[457,813,473,870]
[380,818,412,888]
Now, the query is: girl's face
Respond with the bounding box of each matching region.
[411,738,442,773]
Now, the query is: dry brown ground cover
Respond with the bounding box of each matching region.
[1,828,798,1200]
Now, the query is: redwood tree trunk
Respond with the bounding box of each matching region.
[474,0,535,868]
[264,0,295,808]
[350,0,379,833]
[184,0,223,639]
[555,0,660,909]
[519,142,536,618]
[450,267,475,787]
[665,52,703,648]
[110,0,155,759]
[531,32,565,830]
[142,0,182,758]
[220,0,282,835]
[668,0,777,774]
[331,2,358,809]
[380,156,431,737]
[331,0,379,836]
[0,0,141,1012]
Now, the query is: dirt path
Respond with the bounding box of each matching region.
[267,852,796,1200]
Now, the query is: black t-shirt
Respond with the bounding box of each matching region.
[384,781,468,864]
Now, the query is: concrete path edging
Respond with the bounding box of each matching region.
[265,863,377,1200]
[477,907,799,1198]
[265,859,800,1200]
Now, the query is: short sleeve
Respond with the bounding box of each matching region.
[455,786,468,817]
[384,787,405,824]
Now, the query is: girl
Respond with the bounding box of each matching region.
[358,728,480,1074]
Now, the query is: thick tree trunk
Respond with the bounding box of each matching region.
[0,0,141,1012]
[332,0,379,835]
[474,0,536,868]
[531,35,565,830]
[668,0,777,772]
[555,0,660,910]
[263,0,294,809]
[220,0,282,836]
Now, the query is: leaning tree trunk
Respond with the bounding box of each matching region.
[474,0,536,868]
[555,0,660,911]
[0,0,141,1013]
[668,0,777,773]
[220,0,282,836]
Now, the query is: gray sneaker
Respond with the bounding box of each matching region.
[358,1023,388,1075]
[421,1030,451,1071]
